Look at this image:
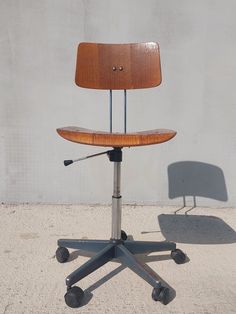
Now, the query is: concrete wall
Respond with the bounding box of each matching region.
[1,0,236,207]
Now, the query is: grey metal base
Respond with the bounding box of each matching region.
[58,238,176,288]
[57,153,181,306]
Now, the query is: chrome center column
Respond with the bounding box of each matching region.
[111,161,122,239]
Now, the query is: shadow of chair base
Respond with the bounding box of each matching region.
[56,237,186,308]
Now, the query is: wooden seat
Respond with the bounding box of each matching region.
[57,126,176,147]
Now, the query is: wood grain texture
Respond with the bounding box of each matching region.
[75,42,162,90]
[57,127,176,147]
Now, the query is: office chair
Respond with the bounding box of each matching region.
[55,42,186,308]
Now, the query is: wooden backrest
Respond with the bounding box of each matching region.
[75,42,162,90]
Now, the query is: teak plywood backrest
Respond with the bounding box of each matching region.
[75,42,162,90]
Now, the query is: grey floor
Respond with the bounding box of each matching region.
[0,204,236,314]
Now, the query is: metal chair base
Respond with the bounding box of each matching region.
[58,238,176,288]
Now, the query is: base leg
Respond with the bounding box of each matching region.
[58,239,110,253]
[124,240,176,254]
[116,244,161,289]
[66,244,115,287]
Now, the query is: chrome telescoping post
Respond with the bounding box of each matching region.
[111,161,122,239]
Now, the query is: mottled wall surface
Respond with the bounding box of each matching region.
[1,0,236,206]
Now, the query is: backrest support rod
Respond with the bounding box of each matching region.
[109,89,127,134]
[124,89,127,133]
[109,89,113,133]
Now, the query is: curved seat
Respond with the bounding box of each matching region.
[57,126,177,147]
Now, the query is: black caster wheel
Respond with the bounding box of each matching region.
[64,286,84,308]
[121,230,128,241]
[152,286,169,305]
[55,247,69,263]
[171,248,186,264]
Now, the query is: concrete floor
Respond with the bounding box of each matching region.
[0,204,236,314]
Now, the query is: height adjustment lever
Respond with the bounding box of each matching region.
[63,150,112,166]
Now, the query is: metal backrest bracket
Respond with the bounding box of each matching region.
[109,89,127,133]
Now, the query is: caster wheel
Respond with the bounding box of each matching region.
[171,249,186,264]
[55,247,69,263]
[64,286,84,308]
[152,286,169,305]
[121,230,128,241]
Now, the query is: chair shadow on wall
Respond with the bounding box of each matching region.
[158,161,236,245]
[168,161,228,213]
